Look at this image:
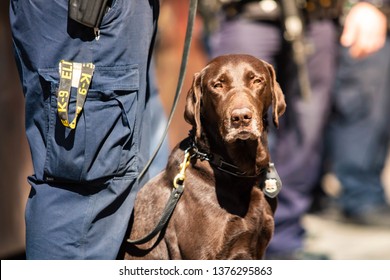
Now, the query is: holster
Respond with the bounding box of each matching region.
[68,0,109,28]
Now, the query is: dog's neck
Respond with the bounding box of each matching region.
[184,132,268,217]
[190,130,269,179]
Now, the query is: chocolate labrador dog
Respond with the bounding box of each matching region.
[122,54,286,260]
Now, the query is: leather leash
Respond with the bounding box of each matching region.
[127,149,191,245]
[137,0,198,182]
[127,0,198,245]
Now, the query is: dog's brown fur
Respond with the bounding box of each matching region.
[123,54,286,260]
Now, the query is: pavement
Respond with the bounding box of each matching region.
[302,162,390,260]
[303,213,390,260]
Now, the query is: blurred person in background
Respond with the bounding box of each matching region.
[0,0,31,259]
[326,0,390,226]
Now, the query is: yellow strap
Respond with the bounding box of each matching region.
[57,60,95,129]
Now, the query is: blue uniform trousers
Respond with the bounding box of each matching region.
[327,40,390,215]
[210,18,337,255]
[10,0,159,259]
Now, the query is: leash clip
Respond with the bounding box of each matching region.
[173,150,191,189]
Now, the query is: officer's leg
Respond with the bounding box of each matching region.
[10,0,158,259]
[267,21,338,257]
[328,40,390,220]
[209,18,282,64]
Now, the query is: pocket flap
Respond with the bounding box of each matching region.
[38,64,139,93]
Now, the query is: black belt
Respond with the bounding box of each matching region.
[222,0,343,22]
[223,0,281,21]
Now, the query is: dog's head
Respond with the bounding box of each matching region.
[184,54,286,174]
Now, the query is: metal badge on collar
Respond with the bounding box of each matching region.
[263,163,282,198]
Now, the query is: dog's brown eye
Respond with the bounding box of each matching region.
[253,78,263,84]
[213,82,223,89]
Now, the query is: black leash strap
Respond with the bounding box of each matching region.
[127,150,191,245]
[126,183,184,245]
[128,0,198,244]
[137,0,198,182]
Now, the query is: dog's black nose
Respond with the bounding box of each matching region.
[231,107,253,126]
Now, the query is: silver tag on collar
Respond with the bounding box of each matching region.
[263,163,282,198]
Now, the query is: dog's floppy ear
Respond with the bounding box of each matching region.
[265,62,286,127]
[184,72,202,139]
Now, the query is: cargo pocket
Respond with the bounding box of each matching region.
[39,64,139,183]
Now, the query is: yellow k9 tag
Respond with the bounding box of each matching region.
[57,60,95,129]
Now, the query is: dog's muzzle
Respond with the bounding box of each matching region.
[224,106,261,143]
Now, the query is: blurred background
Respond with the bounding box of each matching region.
[1,0,390,259]
[1,0,32,259]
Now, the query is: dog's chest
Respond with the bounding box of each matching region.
[174,185,270,259]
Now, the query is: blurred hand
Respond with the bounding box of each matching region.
[341,2,387,58]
